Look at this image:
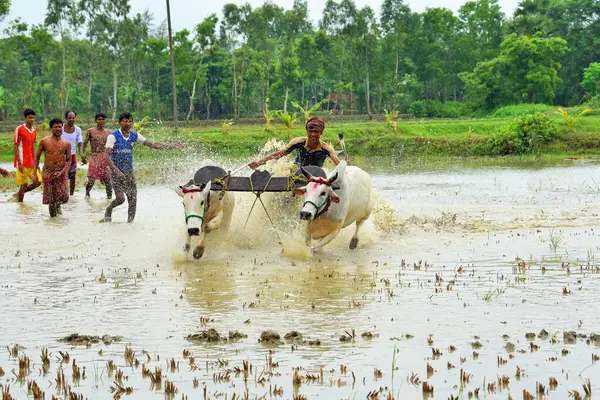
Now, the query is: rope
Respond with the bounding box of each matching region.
[287,167,308,193]
[241,172,278,233]
[212,174,230,200]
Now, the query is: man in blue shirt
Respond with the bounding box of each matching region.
[103,112,183,223]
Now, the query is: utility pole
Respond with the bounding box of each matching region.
[166,0,178,122]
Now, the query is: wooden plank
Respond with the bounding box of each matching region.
[209,173,304,192]
[198,166,338,193]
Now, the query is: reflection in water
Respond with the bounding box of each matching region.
[1,161,600,398]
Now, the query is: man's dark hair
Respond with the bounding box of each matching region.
[118,112,133,122]
[95,112,107,120]
[49,118,63,128]
[23,109,36,118]
[64,109,77,119]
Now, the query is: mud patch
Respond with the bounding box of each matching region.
[228,330,248,341]
[259,330,282,345]
[58,333,122,346]
[187,328,225,343]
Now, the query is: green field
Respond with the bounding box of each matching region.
[2,114,600,163]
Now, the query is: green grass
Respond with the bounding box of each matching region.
[482,287,506,301]
[2,115,600,164]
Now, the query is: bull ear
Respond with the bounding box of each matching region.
[300,167,313,179]
[295,186,306,195]
[176,186,184,197]
[330,192,340,203]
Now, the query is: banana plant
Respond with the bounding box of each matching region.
[263,97,277,133]
[133,116,150,134]
[291,99,328,123]
[275,111,297,138]
[221,119,233,136]
[384,109,400,135]
[555,107,592,132]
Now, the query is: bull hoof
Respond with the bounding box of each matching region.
[193,247,205,259]
[349,237,358,250]
[184,244,190,252]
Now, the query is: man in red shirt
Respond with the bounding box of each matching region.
[13,109,42,202]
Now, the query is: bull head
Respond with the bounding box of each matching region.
[297,163,347,220]
[180,181,212,259]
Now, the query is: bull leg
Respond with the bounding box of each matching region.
[313,228,341,250]
[349,218,367,250]
[304,223,312,247]
[184,235,191,253]
[206,213,223,233]
[193,238,206,259]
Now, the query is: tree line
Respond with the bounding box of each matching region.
[0,0,599,121]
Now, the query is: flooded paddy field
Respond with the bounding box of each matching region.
[1,159,600,399]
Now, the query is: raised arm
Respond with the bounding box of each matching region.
[322,142,341,166]
[330,152,341,166]
[248,148,287,169]
[142,139,184,150]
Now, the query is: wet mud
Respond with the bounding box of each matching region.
[1,159,600,398]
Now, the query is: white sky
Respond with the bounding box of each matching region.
[1,0,520,34]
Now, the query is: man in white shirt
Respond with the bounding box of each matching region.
[62,110,87,195]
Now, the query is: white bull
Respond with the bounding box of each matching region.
[295,161,373,250]
[176,181,235,259]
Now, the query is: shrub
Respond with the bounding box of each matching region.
[491,104,553,118]
[407,100,474,118]
[583,95,600,115]
[486,112,557,155]
[438,101,473,118]
[408,100,442,118]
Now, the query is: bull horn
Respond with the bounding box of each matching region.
[300,167,313,179]
[327,172,339,185]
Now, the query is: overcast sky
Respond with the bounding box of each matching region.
[1,0,520,34]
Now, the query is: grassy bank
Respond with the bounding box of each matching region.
[2,115,600,163]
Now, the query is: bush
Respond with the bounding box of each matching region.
[491,104,553,118]
[583,95,600,115]
[486,112,557,155]
[408,100,441,118]
[408,100,474,118]
[438,101,473,118]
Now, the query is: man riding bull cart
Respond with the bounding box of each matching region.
[248,117,341,169]
[177,116,358,258]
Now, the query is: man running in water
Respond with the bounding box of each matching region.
[83,112,112,199]
[62,110,87,195]
[33,118,72,217]
[103,112,184,223]
[13,108,42,202]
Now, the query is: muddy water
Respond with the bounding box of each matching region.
[1,160,600,399]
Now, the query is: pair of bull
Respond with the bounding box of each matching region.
[176,161,373,259]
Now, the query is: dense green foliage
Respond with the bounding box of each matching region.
[0,0,599,121]
[486,112,557,155]
[491,103,553,118]
[2,115,600,164]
